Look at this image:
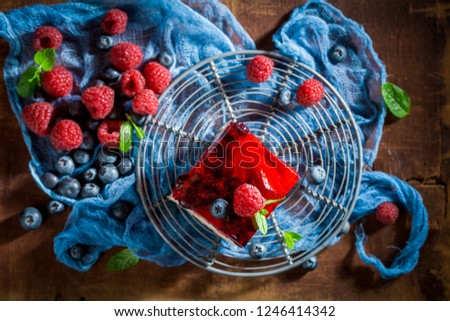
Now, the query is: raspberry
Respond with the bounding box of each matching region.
[120,69,145,97]
[143,62,171,95]
[296,79,324,107]
[41,66,73,98]
[110,42,143,71]
[21,102,54,136]
[246,55,274,83]
[132,89,158,115]
[233,184,266,218]
[375,202,399,225]
[101,9,128,35]
[33,26,63,51]
[97,120,123,147]
[81,86,115,120]
[50,119,82,150]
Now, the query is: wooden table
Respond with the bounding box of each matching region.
[0,0,448,300]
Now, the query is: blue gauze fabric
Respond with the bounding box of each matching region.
[0,0,428,278]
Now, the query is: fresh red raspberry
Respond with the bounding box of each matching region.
[143,62,171,95]
[120,69,146,97]
[296,79,324,107]
[33,26,63,51]
[50,119,82,150]
[132,89,159,115]
[110,42,143,71]
[375,202,399,225]
[101,9,128,35]
[246,55,274,83]
[41,66,73,98]
[21,102,54,136]
[97,120,123,147]
[233,184,266,218]
[81,86,115,120]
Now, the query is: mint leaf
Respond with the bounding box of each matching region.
[126,114,146,140]
[382,82,411,119]
[282,231,302,250]
[120,121,132,153]
[260,208,269,216]
[34,48,56,72]
[255,212,268,235]
[264,198,285,206]
[17,66,40,98]
[107,248,139,271]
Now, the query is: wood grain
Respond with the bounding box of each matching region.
[0,0,448,300]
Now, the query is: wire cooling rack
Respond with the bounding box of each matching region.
[136,50,363,277]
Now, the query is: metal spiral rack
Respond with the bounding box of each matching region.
[136,50,363,277]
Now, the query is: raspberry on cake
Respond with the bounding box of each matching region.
[171,122,300,247]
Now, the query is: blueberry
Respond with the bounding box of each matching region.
[329,45,347,63]
[109,201,133,221]
[277,88,292,107]
[92,79,105,87]
[97,35,114,50]
[83,168,97,182]
[47,200,65,215]
[73,150,91,165]
[159,51,173,67]
[31,91,45,103]
[107,105,125,120]
[103,67,121,82]
[210,198,228,219]
[55,156,75,175]
[57,177,81,199]
[68,102,87,119]
[301,256,318,271]
[19,207,43,231]
[43,172,60,189]
[85,119,101,131]
[118,157,134,176]
[129,110,146,127]
[338,221,351,236]
[306,166,327,185]
[97,150,117,165]
[79,132,95,150]
[68,244,87,260]
[80,183,101,198]
[98,164,119,184]
[249,243,267,259]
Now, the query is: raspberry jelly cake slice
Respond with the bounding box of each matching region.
[170,122,300,247]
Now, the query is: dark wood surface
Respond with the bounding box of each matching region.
[0,0,448,300]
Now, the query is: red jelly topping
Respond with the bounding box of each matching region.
[172,122,300,247]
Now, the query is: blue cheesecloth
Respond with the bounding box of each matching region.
[0,0,428,279]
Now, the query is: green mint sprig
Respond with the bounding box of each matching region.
[382,82,411,119]
[119,114,146,153]
[254,198,284,235]
[282,231,302,250]
[17,48,56,98]
[107,248,140,271]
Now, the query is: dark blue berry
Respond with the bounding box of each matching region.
[19,207,43,230]
[277,88,292,106]
[107,105,125,120]
[249,243,267,259]
[129,110,146,127]
[57,177,81,199]
[110,201,133,221]
[55,156,75,175]
[83,168,97,182]
[80,183,101,198]
[73,150,91,165]
[118,157,134,176]
[85,119,100,131]
[97,150,117,165]
[68,244,87,260]
[103,67,121,82]
[92,79,105,87]
[98,164,119,184]
[31,91,45,103]
[159,51,173,67]
[306,166,326,185]
[301,256,318,271]
[329,45,347,63]
[79,132,95,150]
[97,35,114,50]
[210,198,228,219]
[43,172,60,189]
[47,200,65,215]
[68,102,87,119]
